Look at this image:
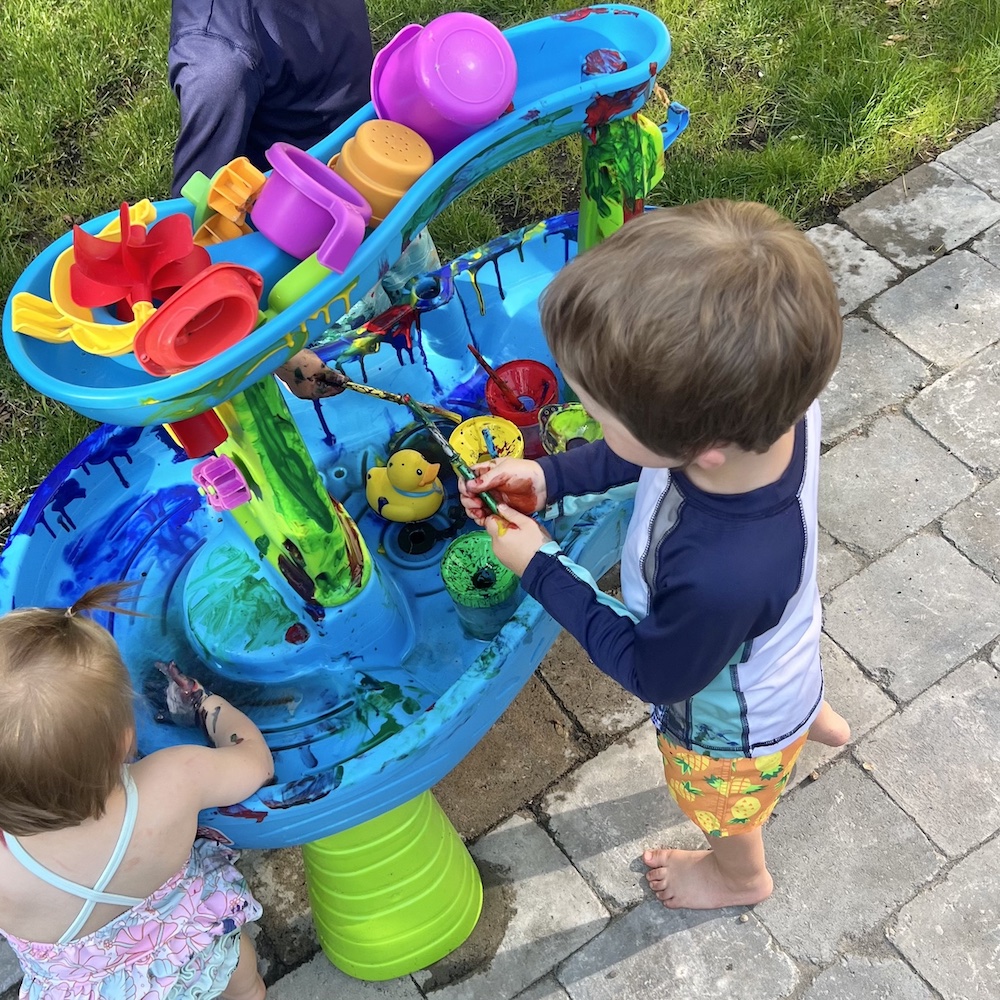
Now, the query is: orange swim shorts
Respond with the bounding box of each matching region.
[656,732,808,837]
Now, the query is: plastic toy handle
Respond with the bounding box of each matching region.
[10,292,73,342]
[660,102,690,151]
[315,197,368,274]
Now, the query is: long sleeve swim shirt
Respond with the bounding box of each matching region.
[522,401,825,757]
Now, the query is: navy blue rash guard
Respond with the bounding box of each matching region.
[522,403,824,757]
[169,0,374,195]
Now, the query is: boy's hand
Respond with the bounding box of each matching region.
[484,504,552,576]
[458,458,547,524]
[275,349,348,399]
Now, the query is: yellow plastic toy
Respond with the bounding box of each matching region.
[448,415,524,466]
[193,214,254,247]
[11,200,158,355]
[366,449,444,522]
[206,157,267,223]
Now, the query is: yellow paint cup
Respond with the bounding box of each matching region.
[448,416,524,466]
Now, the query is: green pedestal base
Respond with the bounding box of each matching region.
[302,791,483,981]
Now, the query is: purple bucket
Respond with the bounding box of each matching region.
[371,13,517,160]
[251,143,372,273]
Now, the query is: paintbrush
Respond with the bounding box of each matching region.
[403,397,504,518]
[467,343,526,412]
[340,378,462,424]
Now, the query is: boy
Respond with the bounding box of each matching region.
[460,200,850,910]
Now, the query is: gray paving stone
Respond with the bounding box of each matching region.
[971,219,1000,267]
[0,942,19,995]
[936,121,1000,197]
[755,761,942,964]
[941,477,1000,578]
[868,250,1000,368]
[909,341,1000,474]
[840,162,1000,270]
[791,635,896,786]
[859,659,1000,857]
[557,902,798,1000]
[823,534,1000,700]
[538,632,648,741]
[514,976,572,1000]
[267,953,422,999]
[416,813,609,1000]
[541,726,704,912]
[817,530,863,595]
[819,318,930,442]
[819,414,975,556]
[888,835,1000,1000]
[807,224,902,316]
[239,847,317,973]
[801,954,936,1000]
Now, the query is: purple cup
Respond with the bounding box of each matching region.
[371,13,517,159]
[250,143,371,272]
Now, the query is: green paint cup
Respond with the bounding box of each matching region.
[440,531,523,641]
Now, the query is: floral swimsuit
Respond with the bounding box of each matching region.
[0,768,261,999]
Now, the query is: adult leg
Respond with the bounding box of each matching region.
[221,930,266,1000]
[643,828,773,910]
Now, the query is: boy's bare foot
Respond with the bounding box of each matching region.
[642,848,773,909]
[807,700,851,747]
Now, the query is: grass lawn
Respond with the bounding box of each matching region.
[1,0,999,537]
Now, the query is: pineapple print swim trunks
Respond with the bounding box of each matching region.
[656,732,808,837]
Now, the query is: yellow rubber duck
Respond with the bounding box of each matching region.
[366,449,445,522]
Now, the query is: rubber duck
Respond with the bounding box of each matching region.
[366,449,445,522]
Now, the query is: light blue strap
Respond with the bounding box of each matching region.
[4,767,145,944]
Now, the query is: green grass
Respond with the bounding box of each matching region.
[2,0,1000,537]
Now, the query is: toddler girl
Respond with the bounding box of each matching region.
[0,582,275,999]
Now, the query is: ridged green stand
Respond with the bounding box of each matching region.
[302,790,483,980]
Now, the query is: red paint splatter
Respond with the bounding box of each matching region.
[583,48,627,76]
[285,623,309,644]
[553,7,609,21]
[217,803,268,822]
[583,82,650,141]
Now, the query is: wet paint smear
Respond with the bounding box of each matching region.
[49,478,87,536]
[260,768,342,809]
[59,486,205,590]
[80,425,145,488]
[187,543,299,654]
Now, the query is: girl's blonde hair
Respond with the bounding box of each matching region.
[0,582,140,835]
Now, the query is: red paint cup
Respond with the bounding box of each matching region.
[483,359,558,459]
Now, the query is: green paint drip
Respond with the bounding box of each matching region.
[579,113,665,251]
[217,379,371,607]
[187,543,298,652]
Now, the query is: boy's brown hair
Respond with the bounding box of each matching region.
[541,200,842,460]
[0,582,139,835]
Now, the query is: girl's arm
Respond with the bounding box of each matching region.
[161,664,274,809]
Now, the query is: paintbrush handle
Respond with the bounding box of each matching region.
[405,395,503,517]
[467,344,526,412]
